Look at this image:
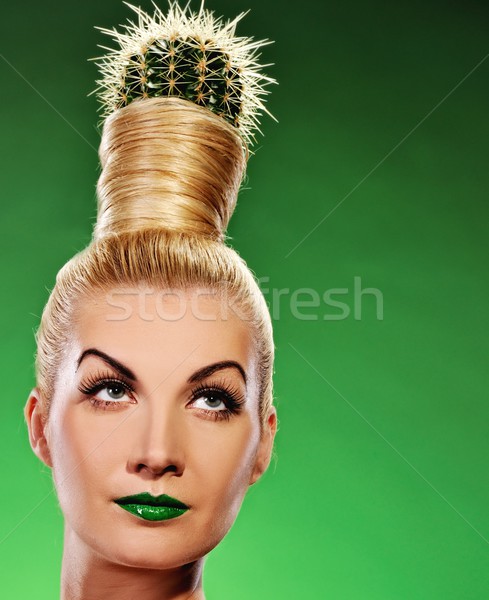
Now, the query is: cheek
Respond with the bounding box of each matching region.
[47,407,121,501]
[191,422,259,510]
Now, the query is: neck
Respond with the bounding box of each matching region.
[60,528,206,600]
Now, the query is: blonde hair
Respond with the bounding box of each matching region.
[35,97,274,426]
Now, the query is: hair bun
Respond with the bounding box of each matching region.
[95,96,246,241]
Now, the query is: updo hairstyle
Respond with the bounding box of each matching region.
[34,96,274,428]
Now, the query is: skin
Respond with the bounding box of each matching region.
[25,287,277,600]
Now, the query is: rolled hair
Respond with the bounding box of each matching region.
[96,97,247,241]
[35,96,274,427]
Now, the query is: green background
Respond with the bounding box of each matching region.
[1,0,488,597]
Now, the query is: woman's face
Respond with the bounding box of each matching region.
[26,287,276,569]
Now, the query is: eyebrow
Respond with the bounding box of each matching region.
[76,348,137,381]
[187,361,247,385]
[76,348,247,385]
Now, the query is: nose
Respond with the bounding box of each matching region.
[126,400,185,479]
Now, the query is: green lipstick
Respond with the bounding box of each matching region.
[115,492,189,521]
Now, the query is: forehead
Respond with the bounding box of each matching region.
[66,286,256,379]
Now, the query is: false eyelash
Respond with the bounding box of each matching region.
[189,379,246,422]
[77,371,246,420]
[77,369,135,397]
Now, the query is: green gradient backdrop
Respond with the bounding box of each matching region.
[1,0,488,597]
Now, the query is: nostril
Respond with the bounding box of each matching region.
[136,463,179,476]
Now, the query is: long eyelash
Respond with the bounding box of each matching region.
[190,379,246,422]
[78,369,135,397]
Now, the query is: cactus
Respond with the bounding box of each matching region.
[90,1,276,146]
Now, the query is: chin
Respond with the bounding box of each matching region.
[80,521,220,571]
[106,549,202,571]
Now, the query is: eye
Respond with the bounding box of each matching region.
[94,382,131,402]
[78,372,136,410]
[192,391,228,411]
[188,381,246,422]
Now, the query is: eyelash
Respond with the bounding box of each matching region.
[77,370,245,422]
[189,380,245,422]
[77,370,135,411]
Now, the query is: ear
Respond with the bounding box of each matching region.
[249,406,277,485]
[24,387,53,468]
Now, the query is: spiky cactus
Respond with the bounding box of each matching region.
[90,1,276,146]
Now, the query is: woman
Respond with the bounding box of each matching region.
[24,3,277,599]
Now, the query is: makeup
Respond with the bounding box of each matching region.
[115,492,189,521]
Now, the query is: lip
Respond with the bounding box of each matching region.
[114,492,189,522]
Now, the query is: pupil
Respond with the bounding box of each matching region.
[108,385,125,399]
